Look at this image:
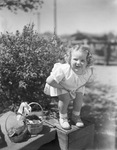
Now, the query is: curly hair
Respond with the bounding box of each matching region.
[64,44,94,67]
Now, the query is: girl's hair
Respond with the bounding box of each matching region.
[64,44,94,66]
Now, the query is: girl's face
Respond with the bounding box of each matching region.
[70,50,87,75]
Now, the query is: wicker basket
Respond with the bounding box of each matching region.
[26,102,43,135]
[5,113,28,143]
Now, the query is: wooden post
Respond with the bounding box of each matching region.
[37,12,40,34]
[45,118,95,150]
[56,125,94,150]
[54,0,57,35]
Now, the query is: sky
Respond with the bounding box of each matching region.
[0,0,117,35]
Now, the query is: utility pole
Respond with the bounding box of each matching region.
[54,0,57,35]
[37,12,40,33]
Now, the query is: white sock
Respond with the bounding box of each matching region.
[72,111,80,116]
[59,113,67,119]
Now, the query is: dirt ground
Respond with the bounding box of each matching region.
[90,65,117,150]
[94,65,117,89]
[94,64,117,103]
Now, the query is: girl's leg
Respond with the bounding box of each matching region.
[58,93,71,129]
[73,92,83,113]
[58,93,71,114]
[72,92,84,127]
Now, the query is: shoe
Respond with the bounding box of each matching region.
[59,118,70,130]
[72,114,84,127]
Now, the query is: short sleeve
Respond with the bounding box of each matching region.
[87,67,96,84]
[50,63,65,83]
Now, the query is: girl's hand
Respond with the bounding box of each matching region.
[59,83,71,92]
[69,90,76,99]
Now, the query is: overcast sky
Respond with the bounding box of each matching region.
[0,0,117,35]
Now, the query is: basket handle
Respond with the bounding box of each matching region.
[28,102,43,114]
[5,112,16,134]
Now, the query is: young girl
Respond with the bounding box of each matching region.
[44,44,94,130]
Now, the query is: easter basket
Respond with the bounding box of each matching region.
[26,102,43,135]
[5,113,28,143]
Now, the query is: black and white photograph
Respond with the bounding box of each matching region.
[0,0,117,150]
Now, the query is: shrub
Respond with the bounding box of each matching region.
[0,24,66,111]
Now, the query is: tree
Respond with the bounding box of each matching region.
[0,0,44,13]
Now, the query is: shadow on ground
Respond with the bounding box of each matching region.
[81,84,116,150]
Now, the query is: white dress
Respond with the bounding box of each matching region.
[44,63,93,97]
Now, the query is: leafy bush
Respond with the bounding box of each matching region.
[0,24,66,111]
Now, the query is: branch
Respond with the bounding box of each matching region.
[0,0,44,12]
